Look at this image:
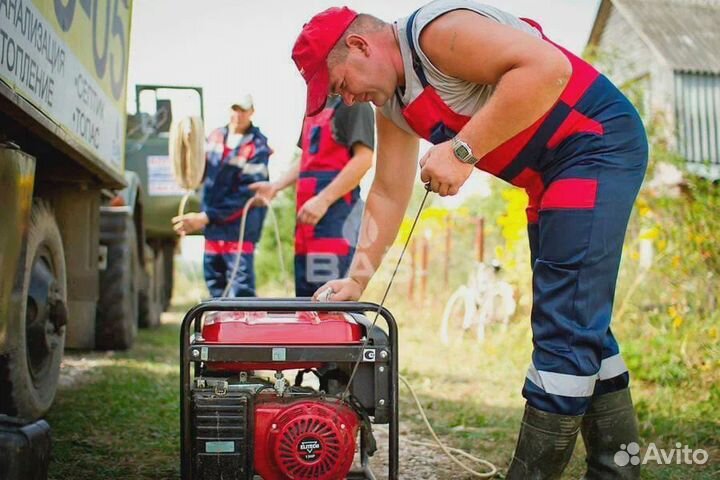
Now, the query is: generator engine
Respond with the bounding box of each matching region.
[181,300,399,480]
[253,397,360,479]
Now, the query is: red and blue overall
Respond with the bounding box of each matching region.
[295,98,373,297]
[202,125,270,297]
[393,8,648,415]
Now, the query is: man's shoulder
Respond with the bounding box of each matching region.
[249,126,269,144]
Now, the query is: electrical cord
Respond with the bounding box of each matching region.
[177,191,205,303]
[399,374,499,478]
[222,197,290,297]
[193,184,500,477]
[340,187,432,400]
[175,192,290,299]
[327,184,498,478]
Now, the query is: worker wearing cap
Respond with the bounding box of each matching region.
[292,2,647,479]
[173,95,271,297]
[250,97,374,297]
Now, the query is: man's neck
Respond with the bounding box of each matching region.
[389,23,405,88]
[229,123,251,134]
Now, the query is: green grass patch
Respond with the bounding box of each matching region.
[46,205,719,478]
[48,324,181,480]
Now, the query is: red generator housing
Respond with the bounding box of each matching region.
[180,299,399,480]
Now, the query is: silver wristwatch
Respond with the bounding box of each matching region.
[451,136,478,165]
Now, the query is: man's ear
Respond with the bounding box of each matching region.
[346,34,369,56]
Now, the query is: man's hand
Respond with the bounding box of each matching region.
[419,141,474,196]
[248,181,278,203]
[297,195,331,226]
[172,212,209,236]
[312,277,364,302]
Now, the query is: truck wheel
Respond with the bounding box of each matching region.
[0,201,67,421]
[95,210,139,350]
[138,245,161,328]
[161,241,175,310]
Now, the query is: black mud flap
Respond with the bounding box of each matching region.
[0,417,52,480]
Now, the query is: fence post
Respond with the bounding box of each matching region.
[409,240,416,300]
[421,233,430,300]
[476,217,485,263]
[444,214,452,287]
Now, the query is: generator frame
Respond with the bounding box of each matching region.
[180,298,399,480]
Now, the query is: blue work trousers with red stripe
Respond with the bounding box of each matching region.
[203,206,265,298]
[204,248,256,297]
[522,75,648,415]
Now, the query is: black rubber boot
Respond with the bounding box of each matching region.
[506,404,582,480]
[582,388,641,479]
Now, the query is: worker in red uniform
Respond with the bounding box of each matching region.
[251,98,374,297]
[292,2,647,478]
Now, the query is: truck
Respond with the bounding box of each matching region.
[0,0,198,427]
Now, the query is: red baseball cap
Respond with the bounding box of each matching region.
[292,7,358,116]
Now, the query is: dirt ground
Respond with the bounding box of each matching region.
[369,423,487,480]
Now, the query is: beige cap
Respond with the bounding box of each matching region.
[231,93,254,111]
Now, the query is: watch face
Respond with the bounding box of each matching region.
[456,145,469,159]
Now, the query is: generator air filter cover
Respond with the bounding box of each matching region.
[253,399,360,480]
[191,390,253,480]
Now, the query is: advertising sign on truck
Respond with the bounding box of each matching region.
[0,0,132,171]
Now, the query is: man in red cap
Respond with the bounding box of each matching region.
[292,2,647,479]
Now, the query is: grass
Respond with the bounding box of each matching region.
[377,287,720,479]
[48,309,184,480]
[46,248,719,479]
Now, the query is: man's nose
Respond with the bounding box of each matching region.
[341,91,355,106]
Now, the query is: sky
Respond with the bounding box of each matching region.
[125,0,603,266]
[127,0,602,184]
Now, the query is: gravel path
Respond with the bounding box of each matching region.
[368,423,475,480]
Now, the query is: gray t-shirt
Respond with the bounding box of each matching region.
[381,0,541,136]
[298,98,375,153]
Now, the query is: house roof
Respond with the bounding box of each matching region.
[588,0,720,74]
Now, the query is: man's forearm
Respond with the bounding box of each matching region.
[317,144,373,205]
[347,181,411,289]
[348,109,419,290]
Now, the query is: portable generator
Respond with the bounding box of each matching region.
[180,299,399,480]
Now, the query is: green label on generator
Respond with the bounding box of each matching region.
[205,441,235,453]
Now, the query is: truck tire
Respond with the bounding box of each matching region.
[0,201,67,421]
[138,245,161,328]
[95,209,139,350]
[161,241,175,311]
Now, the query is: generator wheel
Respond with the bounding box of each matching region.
[138,245,162,328]
[0,201,67,421]
[96,210,139,350]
